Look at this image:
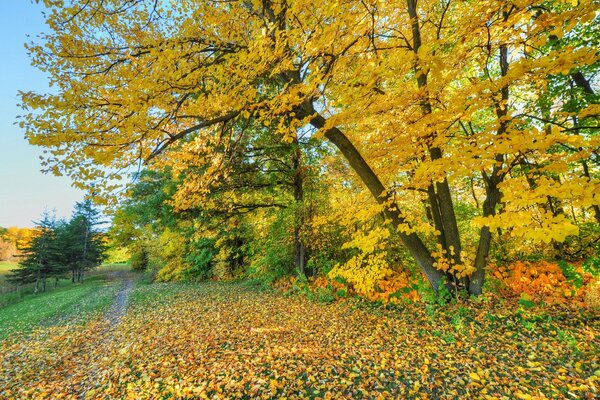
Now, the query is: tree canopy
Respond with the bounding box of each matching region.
[20,0,599,296]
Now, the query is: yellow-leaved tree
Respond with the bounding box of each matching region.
[20,0,599,295]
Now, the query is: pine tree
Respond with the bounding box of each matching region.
[8,211,61,293]
[64,200,107,283]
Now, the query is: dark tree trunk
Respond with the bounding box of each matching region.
[470,176,502,295]
[408,0,464,290]
[302,103,446,292]
[470,36,510,295]
[571,71,595,95]
[292,136,307,277]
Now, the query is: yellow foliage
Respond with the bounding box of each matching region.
[328,253,393,297]
[152,229,190,282]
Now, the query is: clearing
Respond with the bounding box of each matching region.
[0,279,598,399]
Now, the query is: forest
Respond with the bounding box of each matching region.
[1,0,599,398]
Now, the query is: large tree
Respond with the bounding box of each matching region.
[20,0,599,294]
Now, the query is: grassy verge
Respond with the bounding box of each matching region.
[0,263,132,308]
[0,272,121,340]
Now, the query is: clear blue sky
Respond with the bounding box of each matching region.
[0,1,84,228]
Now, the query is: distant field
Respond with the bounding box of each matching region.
[95,263,131,273]
[0,261,17,273]
[0,261,17,285]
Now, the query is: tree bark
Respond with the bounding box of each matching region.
[571,71,595,95]
[407,0,464,285]
[469,37,510,295]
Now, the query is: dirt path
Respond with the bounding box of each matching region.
[75,271,137,397]
[104,273,136,327]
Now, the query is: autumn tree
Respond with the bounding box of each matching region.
[20,0,599,295]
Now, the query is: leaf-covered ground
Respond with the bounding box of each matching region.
[1,281,598,399]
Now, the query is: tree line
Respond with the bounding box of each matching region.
[9,201,106,294]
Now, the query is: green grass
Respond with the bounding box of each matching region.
[94,263,132,273]
[0,261,17,284]
[0,274,120,340]
[0,263,132,308]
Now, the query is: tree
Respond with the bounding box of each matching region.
[8,211,61,293]
[20,0,599,295]
[63,200,107,283]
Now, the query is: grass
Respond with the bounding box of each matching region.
[0,263,132,308]
[0,266,129,340]
[0,261,17,284]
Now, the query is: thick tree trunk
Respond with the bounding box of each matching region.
[408,0,464,288]
[427,185,447,248]
[303,105,446,292]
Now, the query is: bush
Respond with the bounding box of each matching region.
[184,238,216,281]
[491,260,597,305]
[130,248,149,271]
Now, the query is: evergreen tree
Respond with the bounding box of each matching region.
[8,211,61,293]
[64,200,107,283]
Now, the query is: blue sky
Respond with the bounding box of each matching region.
[0,1,84,228]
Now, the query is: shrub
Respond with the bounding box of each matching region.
[491,260,597,305]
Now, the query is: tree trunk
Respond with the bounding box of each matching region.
[470,178,501,295]
[408,0,464,288]
[34,271,40,295]
[292,136,307,277]
[571,71,595,95]
[302,103,446,292]
[469,36,510,295]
